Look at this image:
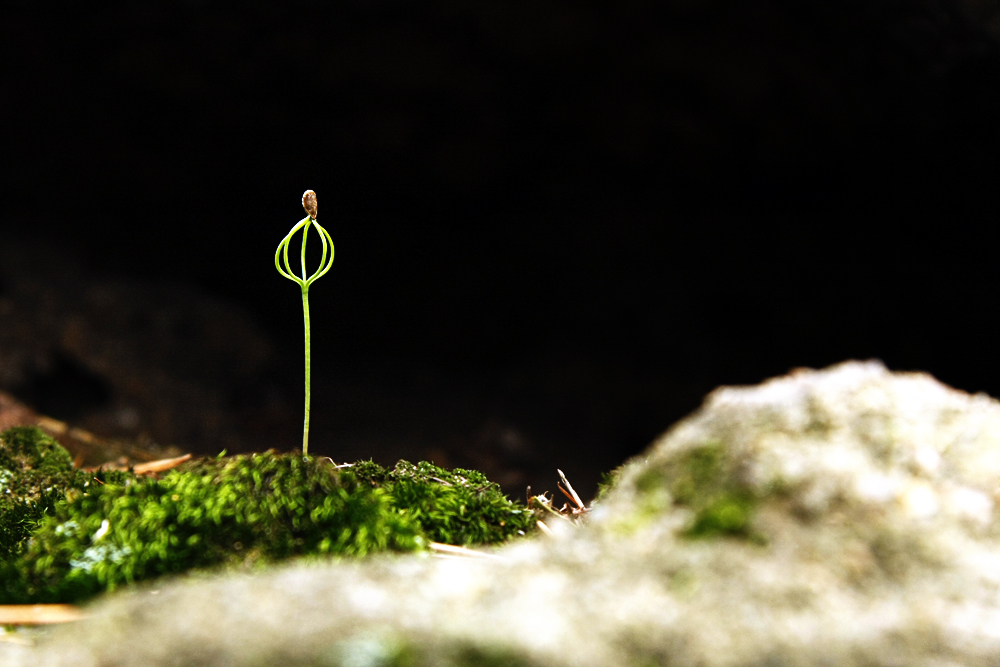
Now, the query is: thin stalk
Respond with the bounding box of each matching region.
[301,286,312,455]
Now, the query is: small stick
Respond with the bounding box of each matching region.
[536,520,554,536]
[68,427,97,444]
[557,483,577,507]
[133,454,192,474]
[36,416,67,434]
[557,469,585,509]
[429,542,503,560]
[0,605,87,625]
[84,453,192,474]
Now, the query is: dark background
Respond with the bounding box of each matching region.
[2,0,1000,501]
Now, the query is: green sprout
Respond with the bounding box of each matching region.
[275,189,334,456]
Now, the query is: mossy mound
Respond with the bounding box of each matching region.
[0,427,129,562]
[0,427,536,604]
[350,459,535,546]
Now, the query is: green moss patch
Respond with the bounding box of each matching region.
[684,491,758,539]
[351,460,534,546]
[0,425,74,474]
[328,637,536,667]
[0,427,536,605]
[594,465,626,502]
[631,442,765,542]
[0,427,130,562]
[667,442,725,505]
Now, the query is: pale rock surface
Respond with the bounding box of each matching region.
[5,360,1000,666]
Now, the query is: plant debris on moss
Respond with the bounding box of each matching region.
[0,427,536,604]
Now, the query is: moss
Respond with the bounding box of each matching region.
[683,491,758,539]
[668,442,725,504]
[323,638,535,667]
[353,460,536,546]
[0,427,129,562]
[594,465,626,502]
[0,426,74,474]
[0,451,419,603]
[0,430,536,604]
[452,644,536,667]
[627,442,765,542]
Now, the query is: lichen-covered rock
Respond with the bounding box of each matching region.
[7,360,1000,666]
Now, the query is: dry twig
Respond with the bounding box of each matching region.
[132,454,192,474]
[429,542,504,560]
[529,469,591,532]
[0,604,86,625]
[84,453,192,475]
[557,469,585,510]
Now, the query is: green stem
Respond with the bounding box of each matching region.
[301,286,312,456]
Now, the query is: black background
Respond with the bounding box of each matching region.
[3,0,1000,499]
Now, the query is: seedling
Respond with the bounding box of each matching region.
[275,190,334,455]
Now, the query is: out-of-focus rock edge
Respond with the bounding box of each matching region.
[6,360,1000,667]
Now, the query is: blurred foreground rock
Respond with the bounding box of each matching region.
[6,360,1000,666]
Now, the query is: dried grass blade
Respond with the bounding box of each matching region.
[0,604,87,625]
[429,542,503,560]
[133,454,193,474]
[557,469,584,509]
